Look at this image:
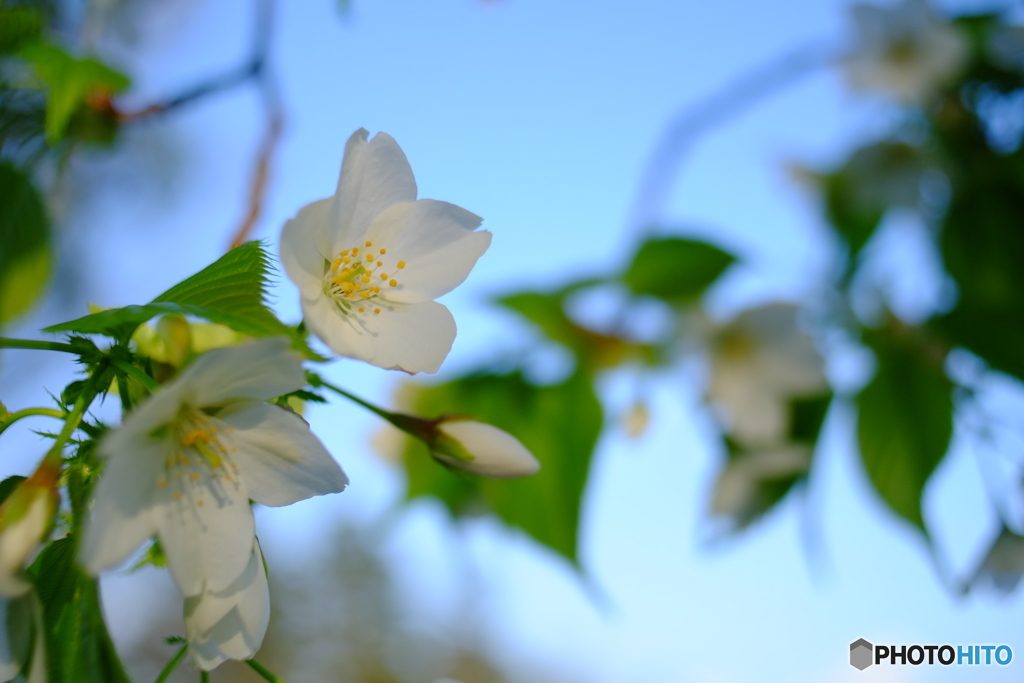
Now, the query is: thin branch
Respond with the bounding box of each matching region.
[627,40,834,236]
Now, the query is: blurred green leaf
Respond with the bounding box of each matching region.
[18,43,129,143]
[45,241,300,347]
[789,393,832,444]
[857,331,953,533]
[29,537,132,683]
[0,161,51,326]
[622,237,734,303]
[0,6,43,54]
[496,289,650,369]
[402,370,602,566]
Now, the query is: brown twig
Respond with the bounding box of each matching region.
[229,82,284,249]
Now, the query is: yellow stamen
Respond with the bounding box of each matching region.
[379,248,387,254]
[365,240,373,247]
[390,279,398,287]
[373,308,381,314]
[397,261,406,269]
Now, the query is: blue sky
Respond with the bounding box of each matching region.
[3,0,1023,680]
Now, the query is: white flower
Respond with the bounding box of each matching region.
[843,0,966,104]
[0,459,59,598]
[711,446,810,523]
[81,336,347,601]
[281,129,492,374]
[706,304,828,447]
[432,420,540,478]
[184,540,269,670]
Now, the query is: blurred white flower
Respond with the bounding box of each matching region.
[281,128,492,374]
[843,0,966,104]
[184,540,270,670]
[711,446,810,524]
[0,459,59,598]
[433,420,540,478]
[706,304,828,447]
[81,337,347,608]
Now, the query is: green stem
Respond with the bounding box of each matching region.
[114,360,162,393]
[153,644,188,683]
[0,407,64,438]
[43,368,106,463]
[318,380,432,437]
[200,672,210,683]
[246,659,288,683]
[0,337,80,354]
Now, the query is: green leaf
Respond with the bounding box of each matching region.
[622,237,735,303]
[789,393,832,444]
[935,305,1024,383]
[0,6,43,54]
[19,43,130,143]
[45,241,297,345]
[29,537,132,683]
[857,332,953,533]
[495,289,647,369]
[402,370,602,566]
[0,161,52,326]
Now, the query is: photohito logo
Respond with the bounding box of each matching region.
[849,639,1012,670]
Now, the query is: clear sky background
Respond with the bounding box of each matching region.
[3,0,1024,681]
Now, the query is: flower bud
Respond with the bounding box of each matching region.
[0,458,60,597]
[432,420,540,479]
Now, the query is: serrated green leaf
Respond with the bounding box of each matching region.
[402,370,602,567]
[857,332,953,533]
[29,537,132,683]
[45,241,295,345]
[622,237,735,303]
[19,43,130,143]
[0,161,52,326]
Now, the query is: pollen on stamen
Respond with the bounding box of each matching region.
[373,308,381,314]
[397,261,406,269]
[377,261,383,267]
[358,307,365,313]
[390,279,398,287]
[380,273,388,280]
[191,473,201,481]
[365,241,373,247]
[379,248,387,254]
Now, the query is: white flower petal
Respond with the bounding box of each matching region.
[328,129,418,253]
[219,404,348,507]
[280,198,333,299]
[436,421,540,478]
[154,465,255,595]
[185,540,270,671]
[301,293,376,361]
[363,300,457,374]
[177,337,306,408]
[80,439,164,576]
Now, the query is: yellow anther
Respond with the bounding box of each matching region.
[397,261,406,269]
[380,273,388,280]
[373,308,381,314]
[342,257,351,264]
[191,473,201,481]
[344,292,353,298]
[352,247,359,255]
[361,276,371,284]
[341,249,350,256]
[358,307,365,313]
[390,279,398,287]
[379,248,387,254]
[377,261,383,267]
[197,499,204,506]
[361,291,371,298]
[365,241,373,247]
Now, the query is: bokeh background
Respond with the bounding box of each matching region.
[3,0,1024,680]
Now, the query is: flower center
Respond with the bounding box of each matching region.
[156,409,240,506]
[323,240,406,316]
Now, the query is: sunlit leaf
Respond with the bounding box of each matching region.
[622,236,735,302]
[18,43,129,143]
[402,370,602,567]
[0,161,51,326]
[857,331,953,533]
[45,241,298,346]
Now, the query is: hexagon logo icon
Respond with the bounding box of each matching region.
[850,638,873,670]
